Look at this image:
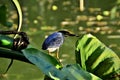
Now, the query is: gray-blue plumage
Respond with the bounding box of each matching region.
[42,32,64,52]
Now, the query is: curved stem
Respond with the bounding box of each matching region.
[0,47,32,64]
[12,0,22,38]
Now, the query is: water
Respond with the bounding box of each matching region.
[0,58,44,80]
[0,0,120,80]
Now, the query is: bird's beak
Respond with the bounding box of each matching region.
[68,33,79,37]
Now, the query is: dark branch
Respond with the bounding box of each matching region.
[0,47,32,64]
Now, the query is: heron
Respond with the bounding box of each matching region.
[42,30,78,59]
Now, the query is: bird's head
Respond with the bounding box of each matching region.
[58,30,79,37]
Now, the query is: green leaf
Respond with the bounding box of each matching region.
[22,48,72,80]
[62,64,102,80]
[22,48,102,80]
[0,35,13,49]
[22,48,61,67]
[75,34,120,79]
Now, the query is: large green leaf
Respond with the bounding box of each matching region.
[22,48,75,80]
[62,64,102,80]
[22,48,61,67]
[75,34,120,79]
[22,48,102,80]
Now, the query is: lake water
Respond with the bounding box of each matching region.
[0,0,120,80]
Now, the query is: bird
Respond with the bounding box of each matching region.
[42,30,78,59]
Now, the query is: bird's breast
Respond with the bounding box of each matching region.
[47,47,59,52]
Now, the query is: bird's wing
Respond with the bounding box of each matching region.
[42,32,64,50]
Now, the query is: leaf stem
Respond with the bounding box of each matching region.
[12,0,22,38]
[0,47,32,64]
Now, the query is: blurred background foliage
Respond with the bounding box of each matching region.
[0,0,120,80]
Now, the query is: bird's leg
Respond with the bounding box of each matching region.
[48,51,51,55]
[56,48,59,59]
[56,48,63,65]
